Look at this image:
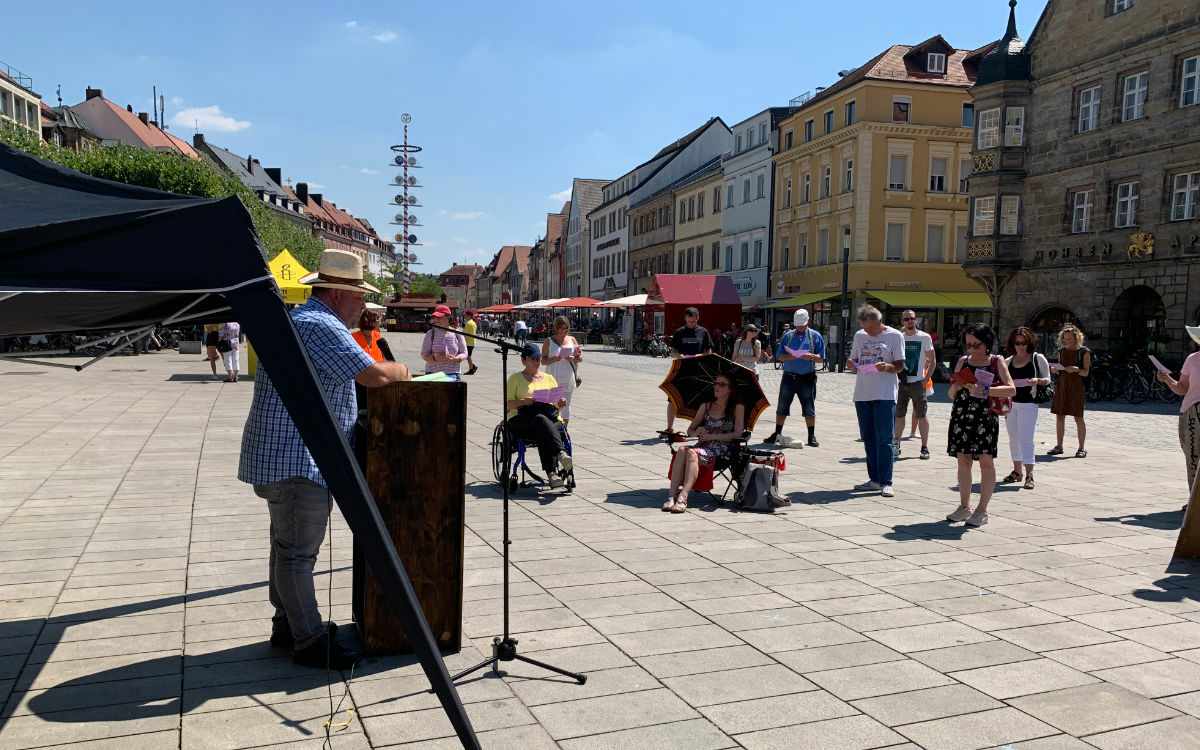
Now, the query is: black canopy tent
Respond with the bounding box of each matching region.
[0,143,480,749]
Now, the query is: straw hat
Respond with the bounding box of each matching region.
[298,249,380,294]
[1187,325,1200,346]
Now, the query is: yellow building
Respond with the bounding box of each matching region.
[671,160,723,277]
[771,36,995,345]
[0,63,42,138]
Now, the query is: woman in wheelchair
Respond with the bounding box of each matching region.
[506,343,573,488]
[665,375,745,513]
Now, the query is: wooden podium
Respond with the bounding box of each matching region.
[353,380,466,653]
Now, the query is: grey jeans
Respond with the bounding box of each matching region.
[254,477,331,649]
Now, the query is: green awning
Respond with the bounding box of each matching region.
[765,291,839,309]
[870,291,992,309]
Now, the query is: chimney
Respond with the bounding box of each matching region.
[295,182,309,203]
[192,133,206,149]
[264,167,282,186]
[138,112,149,125]
[85,87,103,100]
[311,193,323,206]
[126,104,133,112]
[247,154,254,172]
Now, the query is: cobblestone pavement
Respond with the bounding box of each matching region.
[1,333,1198,750]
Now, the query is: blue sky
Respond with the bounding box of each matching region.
[4,0,1047,272]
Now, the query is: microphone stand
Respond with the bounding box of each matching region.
[422,320,586,685]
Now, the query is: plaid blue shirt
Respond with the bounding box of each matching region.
[238,296,376,487]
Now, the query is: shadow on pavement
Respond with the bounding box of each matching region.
[884,521,971,541]
[1095,509,1183,530]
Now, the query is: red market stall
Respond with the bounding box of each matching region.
[645,275,742,340]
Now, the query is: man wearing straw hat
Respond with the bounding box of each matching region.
[239,249,411,670]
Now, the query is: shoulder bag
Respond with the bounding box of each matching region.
[1033,353,1053,404]
[987,355,1013,416]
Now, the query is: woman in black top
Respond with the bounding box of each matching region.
[1002,327,1051,490]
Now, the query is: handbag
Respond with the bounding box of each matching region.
[986,355,1013,416]
[1032,353,1053,404]
[216,338,232,353]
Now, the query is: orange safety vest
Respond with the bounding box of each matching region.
[352,329,384,362]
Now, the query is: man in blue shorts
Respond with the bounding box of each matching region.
[765,308,825,447]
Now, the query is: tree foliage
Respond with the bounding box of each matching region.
[0,123,325,269]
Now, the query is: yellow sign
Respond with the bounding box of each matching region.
[1128,232,1154,259]
[268,248,312,304]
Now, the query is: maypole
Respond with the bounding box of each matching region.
[389,113,422,296]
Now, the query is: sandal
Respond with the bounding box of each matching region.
[1047,445,1064,455]
[1075,448,1087,458]
[1002,471,1023,483]
[662,497,676,512]
[670,493,688,513]
[1023,476,1035,490]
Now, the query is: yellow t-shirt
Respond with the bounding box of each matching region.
[506,371,561,421]
[463,318,477,347]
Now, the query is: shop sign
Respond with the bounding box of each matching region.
[732,276,757,296]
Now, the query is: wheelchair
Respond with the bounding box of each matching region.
[492,421,576,493]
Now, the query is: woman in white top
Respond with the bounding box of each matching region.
[541,315,583,427]
[732,323,762,376]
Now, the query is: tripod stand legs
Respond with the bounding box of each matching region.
[450,637,587,684]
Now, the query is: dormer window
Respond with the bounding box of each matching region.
[927,52,946,74]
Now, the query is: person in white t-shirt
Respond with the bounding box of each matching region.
[893,310,936,460]
[847,305,906,497]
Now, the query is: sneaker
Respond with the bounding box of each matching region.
[807,436,819,448]
[293,635,359,670]
[946,506,973,523]
[556,451,573,474]
[548,476,565,489]
[920,446,930,460]
[965,509,989,527]
[853,480,882,491]
[892,442,901,458]
[467,366,478,375]
[763,432,779,444]
[880,484,895,498]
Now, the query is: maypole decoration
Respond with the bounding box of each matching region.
[389,113,422,296]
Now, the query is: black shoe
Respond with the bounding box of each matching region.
[271,621,337,648]
[467,366,478,375]
[764,432,779,444]
[807,436,819,448]
[293,634,359,670]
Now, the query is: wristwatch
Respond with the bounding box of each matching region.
[983,385,990,397]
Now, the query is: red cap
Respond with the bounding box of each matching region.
[431,304,452,318]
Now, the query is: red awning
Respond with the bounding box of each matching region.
[548,296,601,308]
[478,303,515,312]
[647,274,741,306]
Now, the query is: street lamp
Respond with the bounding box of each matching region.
[837,227,851,373]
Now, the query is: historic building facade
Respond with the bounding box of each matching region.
[966,0,1200,359]
[672,161,724,280]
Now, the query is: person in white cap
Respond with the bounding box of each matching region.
[238,249,411,670]
[1158,325,1200,512]
[765,308,825,447]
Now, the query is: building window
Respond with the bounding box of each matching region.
[1114,181,1139,227]
[713,187,722,213]
[803,174,811,202]
[926,224,945,262]
[927,52,946,73]
[688,197,695,220]
[740,242,749,269]
[961,102,974,128]
[844,159,853,192]
[974,196,996,235]
[678,254,684,274]
[760,123,768,144]
[1172,171,1199,221]
[799,233,808,267]
[0,90,8,118]
[679,200,686,223]
[978,107,1001,148]
[893,96,911,123]
[885,223,905,261]
[1182,56,1199,107]
[785,178,792,208]
[696,246,703,271]
[959,157,972,193]
[845,100,856,126]
[757,174,765,199]
[1072,189,1094,233]
[743,178,751,203]
[698,193,705,217]
[956,226,968,262]
[1113,0,1132,11]
[1000,196,1020,235]
[782,237,790,269]
[817,228,829,265]
[1004,107,1025,146]
[804,119,814,141]
[752,239,762,267]
[1078,86,1101,132]
[822,166,831,198]
[727,184,735,209]
[712,242,719,268]
[823,110,834,134]
[747,128,754,148]
[725,245,733,271]
[888,154,908,190]
[686,248,694,273]
[736,133,743,153]
[784,130,793,149]
[1122,72,1148,121]
[930,157,948,192]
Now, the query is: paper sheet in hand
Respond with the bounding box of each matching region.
[785,346,809,358]
[1149,354,1171,374]
[855,362,879,374]
[950,368,978,386]
[1011,378,1030,388]
[971,368,994,398]
[532,386,564,403]
[1049,362,1065,372]
[557,346,575,359]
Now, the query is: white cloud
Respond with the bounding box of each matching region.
[305,182,325,190]
[171,105,250,133]
[373,31,398,43]
[549,188,571,202]
[437,209,448,216]
[170,96,183,105]
[453,211,490,220]
[344,20,358,28]
[453,237,467,243]
[360,167,379,174]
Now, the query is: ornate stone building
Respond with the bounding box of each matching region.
[966,0,1200,360]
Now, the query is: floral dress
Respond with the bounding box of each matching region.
[693,405,736,467]
[947,356,1000,458]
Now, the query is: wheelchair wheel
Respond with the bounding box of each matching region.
[491,423,508,483]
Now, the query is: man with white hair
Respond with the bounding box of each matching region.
[765,308,825,447]
[847,304,906,498]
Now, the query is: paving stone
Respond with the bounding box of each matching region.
[849,683,1004,726]
[1084,715,1200,750]
[1093,658,1200,698]
[806,659,955,701]
[635,646,774,679]
[529,688,697,739]
[734,714,905,750]
[895,706,1059,750]
[773,641,906,674]
[557,717,732,750]
[950,658,1098,700]
[866,621,995,653]
[1114,622,1200,652]
[738,621,865,654]
[662,664,815,707]
[699,689,857,734]
[1043,641,1171,672]
[1009,682,1179,736]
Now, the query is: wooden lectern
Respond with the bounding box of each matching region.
[353,380,466,653]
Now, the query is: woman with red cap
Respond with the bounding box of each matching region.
[421,304,467,380]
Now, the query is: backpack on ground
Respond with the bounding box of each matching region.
[735,461,789,512]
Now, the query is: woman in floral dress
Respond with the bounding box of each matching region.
[665,374,746,513]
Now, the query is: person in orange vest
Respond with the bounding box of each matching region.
[352,309,390,362]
